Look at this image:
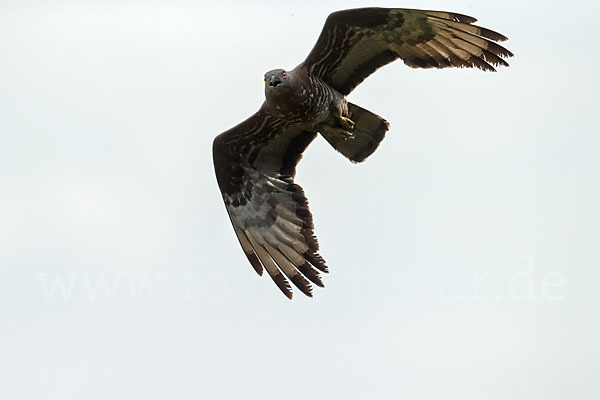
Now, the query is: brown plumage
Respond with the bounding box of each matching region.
[212,7,513,299]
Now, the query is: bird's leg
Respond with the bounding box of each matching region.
[320,113,356,140]
[319,123,353,140]
[318,100,356,140]
[333,102,355,138]
[339,115,355,131]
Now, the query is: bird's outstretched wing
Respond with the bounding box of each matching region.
[213,108,327,298]
[303,8,514,95]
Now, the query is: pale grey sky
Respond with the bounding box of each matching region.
[1,1,599,399]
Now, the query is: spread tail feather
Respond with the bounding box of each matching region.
[320,103,389,163]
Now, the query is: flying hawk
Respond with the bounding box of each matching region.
[212,8,512,298]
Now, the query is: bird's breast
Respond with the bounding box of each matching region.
[266,79,335,127]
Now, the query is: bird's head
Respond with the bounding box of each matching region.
[264,69,290,92]
[263,68,295,113]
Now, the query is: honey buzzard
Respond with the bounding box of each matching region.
[212,8,512,298]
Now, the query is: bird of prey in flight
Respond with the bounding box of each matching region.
[212,7,512,298]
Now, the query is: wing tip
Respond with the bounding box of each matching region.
[291,274,314,298]
[305,251,329,273]
[245,252,264,276]
[272,272,294,299]
[297,262,325,288]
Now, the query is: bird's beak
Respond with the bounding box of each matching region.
[269,75,282,88]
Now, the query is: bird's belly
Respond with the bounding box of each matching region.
[293,88,338,129]
[302,108,331,130]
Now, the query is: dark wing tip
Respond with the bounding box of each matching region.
[487,41,514,58]
[451,13,478,24]
[305,252,329,273]
[271,271,293,299]
[291,274,314,297]
[245,252,263,276]
[477,26,510,42]
[482,49,510,67]
[423,10,477,24]
[297,262,325,288]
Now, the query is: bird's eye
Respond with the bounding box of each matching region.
[264,77,267,83]
[282,72,287,79]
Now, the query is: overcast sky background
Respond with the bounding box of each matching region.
[1,0,599,399]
